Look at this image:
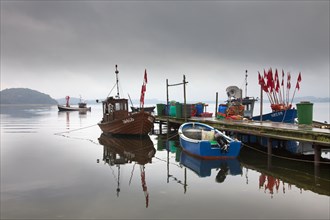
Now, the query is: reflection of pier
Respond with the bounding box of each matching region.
[239,147,330,196]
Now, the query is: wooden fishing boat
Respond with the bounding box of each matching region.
[58,96,91,112]
[98,65,155,135]
[178,122,242,159]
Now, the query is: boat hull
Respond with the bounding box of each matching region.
[98,112,155,135]
[178,122,242,159]
[252,109,297,123]
[58,105,91,112]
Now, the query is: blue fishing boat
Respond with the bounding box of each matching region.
[252,108,297,123]
[178,122,242,159]
[180,151,242,179]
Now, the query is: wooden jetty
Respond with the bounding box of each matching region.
[155,116,330,147]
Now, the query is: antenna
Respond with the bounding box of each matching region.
[115,65,120,98]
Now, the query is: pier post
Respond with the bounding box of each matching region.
[183,75,187,122]
[267,138,272,169]
[215,92,218,118]
[159,121,162,134]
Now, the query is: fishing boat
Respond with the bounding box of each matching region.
[180,151,242,179]
[218,69,300,124]
[98,65,155,135]
[57,95,91,112]
[178,122,242,159]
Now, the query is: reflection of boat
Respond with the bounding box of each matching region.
[131,106,155,113]
[178,122,242,159]
[98,65,155,135]
[58,95,91,112]
[180,151,242,181]
[98,133,156,165]
[98,133,155,208]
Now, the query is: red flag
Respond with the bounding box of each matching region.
[276,77,280,92]
[296,81,300,90]
[144,69,148,83]
[281,70,284,86]
[275,69,278,81]
[297,72,302,82]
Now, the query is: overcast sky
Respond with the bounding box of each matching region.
[1,1,329,102]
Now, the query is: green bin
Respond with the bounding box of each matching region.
[296,101,313,125]
[157,104,165,116]
[175,102,182,118]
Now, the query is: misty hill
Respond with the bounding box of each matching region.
[0,88,58,105]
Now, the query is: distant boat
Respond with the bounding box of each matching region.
[180,151,242,180]
[98,65,155,136]
[57,95,91,112]
[178,122,242,159]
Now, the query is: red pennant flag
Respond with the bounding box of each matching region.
[144,69,148,84]
[296,81,300,90]
[281,70,285,86]
[297,72,302,82]
[258,72,262,85]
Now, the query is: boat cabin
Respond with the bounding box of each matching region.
[102,97,129,122]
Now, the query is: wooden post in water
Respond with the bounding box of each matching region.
[166,79,169,132]
[215,92,218,118]
[183,75,187,122]
[314,144,321,184]
[267,138,272,169]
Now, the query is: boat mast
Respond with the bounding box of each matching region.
[245,70,248,98]
[115,65,120,98]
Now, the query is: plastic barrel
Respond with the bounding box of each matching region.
[218,104,227,114]
[296,101,313,125]
[169,105,176,117]
[175,102,182,118]
[156,104,165,116]
[195,103,204,116]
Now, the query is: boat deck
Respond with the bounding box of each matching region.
[155,116,330,147]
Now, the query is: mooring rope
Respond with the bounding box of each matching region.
[54,124,100,145]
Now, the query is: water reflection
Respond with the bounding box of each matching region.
[97,133,156,208]
[57,110,88,129]
[240,147,330,197]
[180,151,242,182]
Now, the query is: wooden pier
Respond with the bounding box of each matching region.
[155,116,330,147]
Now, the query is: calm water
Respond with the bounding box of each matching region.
[1,104,329,219]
